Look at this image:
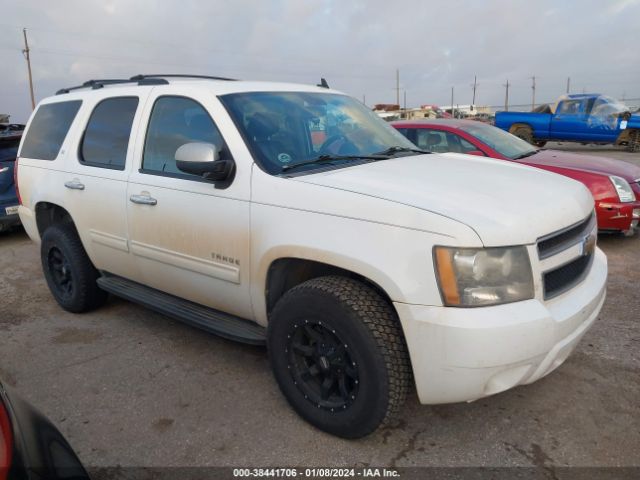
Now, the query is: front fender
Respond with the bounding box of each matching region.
[249,203,481,326]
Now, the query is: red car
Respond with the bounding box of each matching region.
[392,119,640,235]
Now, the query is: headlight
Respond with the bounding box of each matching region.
[609,176,635,203]
[434,246,534,307]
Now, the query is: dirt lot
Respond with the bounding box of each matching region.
[0,143,638,469]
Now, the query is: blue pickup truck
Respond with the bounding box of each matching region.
[495,94,640,151]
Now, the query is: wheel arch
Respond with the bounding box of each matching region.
[35,202,78,237]
[508,122,533,134]
[257,249,403,325]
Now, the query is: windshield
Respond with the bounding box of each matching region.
[592,95,630,115]
[220,91,416,174]
[459,123,537,160]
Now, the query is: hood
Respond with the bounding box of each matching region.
[521,150,640,181]
[628,113,640,130]
[293,154,594,246]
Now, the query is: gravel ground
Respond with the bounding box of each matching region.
[0,143,638,470]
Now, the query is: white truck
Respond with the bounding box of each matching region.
[16,75,607,438]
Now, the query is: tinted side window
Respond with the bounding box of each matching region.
[20,101,82,160]
[80,97,139,169]
[412,129,478,154]
[448,133,480,154]
[143,96,224,175]
[395,127,410,138]
[414,129,448,152]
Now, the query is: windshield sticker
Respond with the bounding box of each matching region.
[277,152,292,163]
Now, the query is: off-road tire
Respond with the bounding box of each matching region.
[511,125,534,145]
[627,129,640,153]
[41,223,108,313]
[268,276,412,438]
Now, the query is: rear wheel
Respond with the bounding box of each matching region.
[511,125,534,145]
[41,223,107,313]
[268,276,411,438]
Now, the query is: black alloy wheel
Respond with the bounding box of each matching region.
[287,319,359,412]
[47,246,74,300]
[268,276,411,438]
[40,223,108,313]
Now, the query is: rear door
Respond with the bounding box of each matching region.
[63,90,147,280]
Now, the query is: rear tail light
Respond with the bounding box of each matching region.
[0,399,13,480]
[13,157,21,206]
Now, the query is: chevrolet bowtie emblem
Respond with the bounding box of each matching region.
[581,233,596,256]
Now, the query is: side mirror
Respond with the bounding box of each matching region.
[175,142,235,186]
[466,150,485,157]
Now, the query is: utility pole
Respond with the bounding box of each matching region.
[471,75,478,106]
[395,69,400,108]
[451,86,454,118]
[503,79,510,111]
[530,75,536,110]
[403,90,407,118]
[566,77,570,94]
[362,94,366,106]
[22,28,35,110]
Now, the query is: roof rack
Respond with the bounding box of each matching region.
[56,77,168,95]
[56,74,237,95]
[130,74,237,82]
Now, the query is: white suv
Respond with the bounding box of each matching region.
[16,75,607,438]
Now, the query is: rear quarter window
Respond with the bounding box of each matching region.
[19,100,82,160]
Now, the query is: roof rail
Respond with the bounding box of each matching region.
[56,77,168,95]
[130,74,237,82]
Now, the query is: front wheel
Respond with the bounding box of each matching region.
[627,129,640,153]
[268,276,411,438]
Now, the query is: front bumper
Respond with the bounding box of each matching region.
[596,200,640,234]
[395,248,607,405]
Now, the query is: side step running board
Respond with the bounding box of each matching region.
[96,274,266,345]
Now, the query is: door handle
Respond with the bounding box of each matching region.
[129,194,157,206]
[64,180,85,190]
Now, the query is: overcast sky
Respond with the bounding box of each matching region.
[1,0,639,122]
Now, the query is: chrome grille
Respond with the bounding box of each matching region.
[543,253,594,299]
[538,211,597,300]
[537,212,596,260]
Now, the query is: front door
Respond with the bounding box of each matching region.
[126,90,253,319]
[551,98,592,140]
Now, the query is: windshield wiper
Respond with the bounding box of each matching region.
[372,146,432,156]
[281,154,388,172]
[512,150,538,160]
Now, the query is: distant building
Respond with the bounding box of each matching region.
[0,114,9,123]
[440,104,492,118]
